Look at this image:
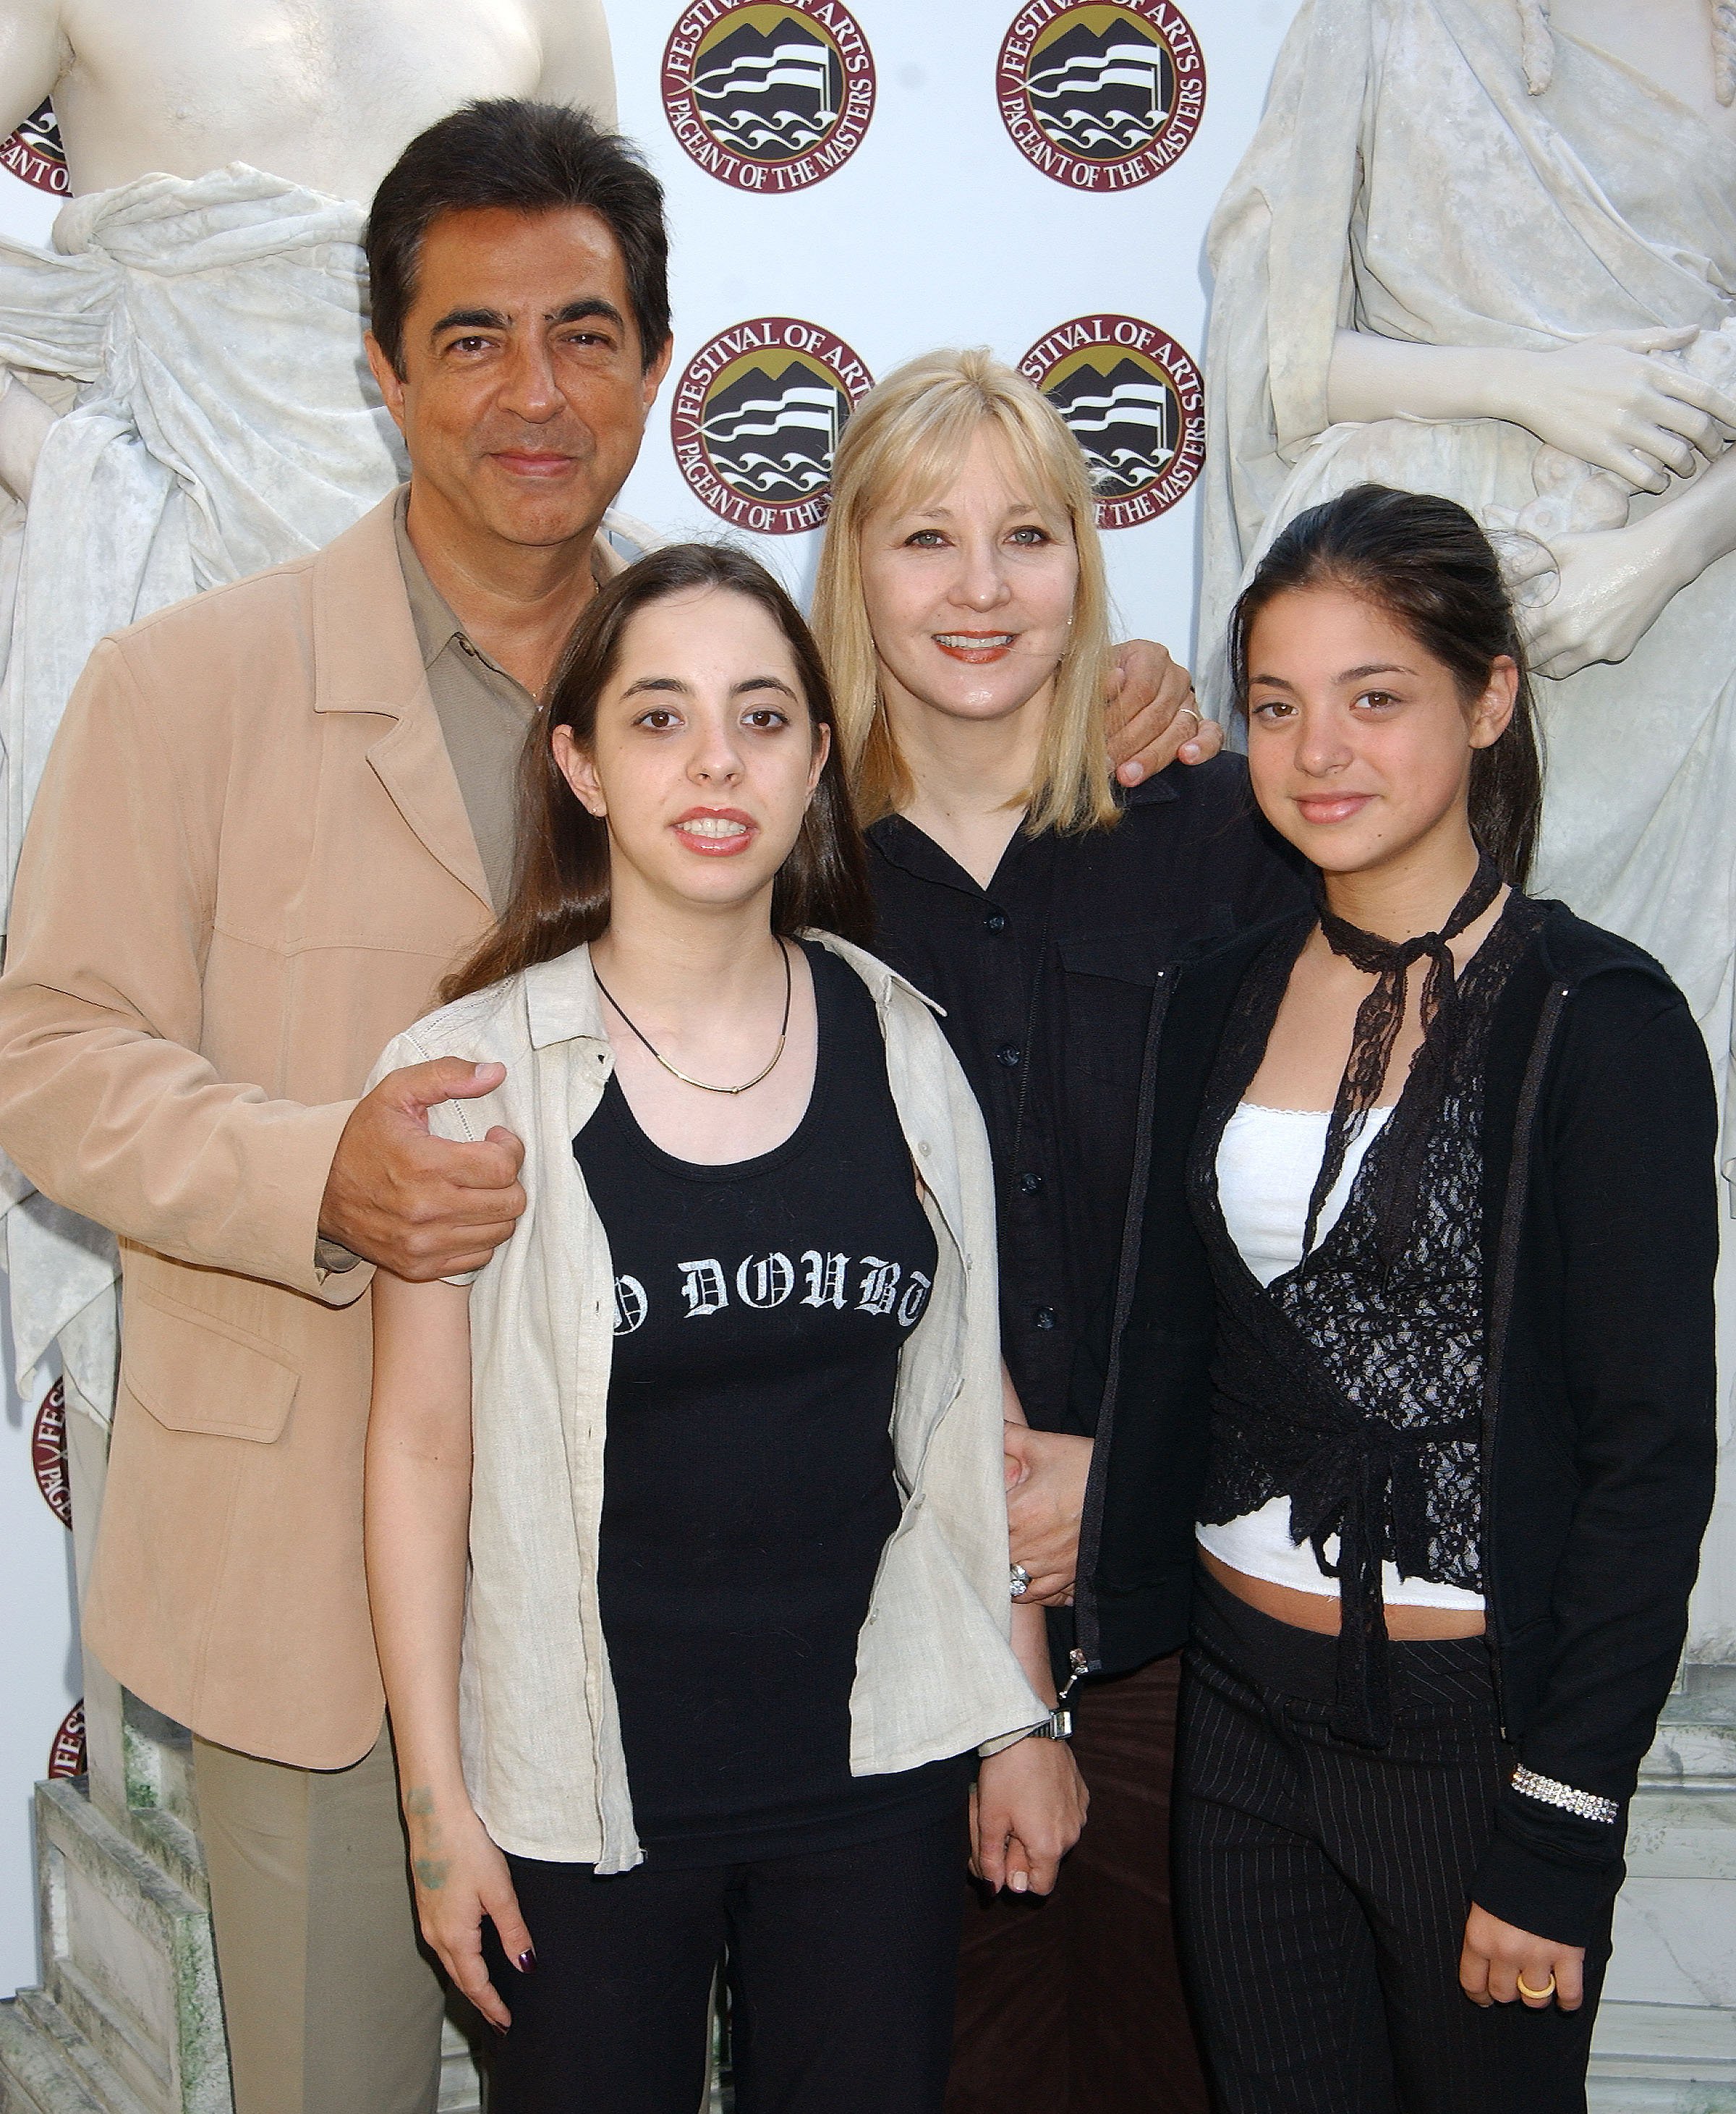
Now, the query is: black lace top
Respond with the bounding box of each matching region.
[1190,888,1547,1744]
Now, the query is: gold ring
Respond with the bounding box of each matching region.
[1516,1971,1556,2001]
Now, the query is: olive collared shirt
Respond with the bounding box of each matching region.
[392,489,631,911]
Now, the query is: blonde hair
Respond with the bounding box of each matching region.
[810,347,1118,836]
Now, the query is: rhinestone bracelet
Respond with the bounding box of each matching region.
[1510,1765,1619,1826]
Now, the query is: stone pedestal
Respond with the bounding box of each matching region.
[0,1696,226,2114]
[0,1692,488,2113]
[0,1403,486,2114]
[1591,1665,1736,2111]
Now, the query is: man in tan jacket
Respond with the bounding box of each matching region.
[0,99,672,2114]
[0,88,1207,2114]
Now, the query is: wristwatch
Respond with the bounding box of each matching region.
[1029,1649,1089,1741]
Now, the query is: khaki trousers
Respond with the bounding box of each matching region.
[193,1726,447,2114]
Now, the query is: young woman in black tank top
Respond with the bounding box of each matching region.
[365,545,1081,2114]
[578,941,962,1864]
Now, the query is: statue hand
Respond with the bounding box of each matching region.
[1504,330,1736,495]
[1524,522,1679,679]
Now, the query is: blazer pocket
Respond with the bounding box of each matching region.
[122,1288,300,1444]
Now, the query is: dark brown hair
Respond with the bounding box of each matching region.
[365,100,671,378]
[1228,484,1544,886]
[442,543,875,1003]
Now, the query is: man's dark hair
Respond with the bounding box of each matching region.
[365,100,671,377]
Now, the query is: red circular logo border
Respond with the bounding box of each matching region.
[32,1377,70,1529]
[996,1,1206,192]
[48,1700,85,1781]
[671,316,875,537]
[663,1,877,193]
[1019,313,1206,530]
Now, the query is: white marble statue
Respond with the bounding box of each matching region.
[0,0,616,1433]
[1204,0,1736,1103]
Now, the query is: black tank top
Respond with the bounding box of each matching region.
[574,942,968,1866]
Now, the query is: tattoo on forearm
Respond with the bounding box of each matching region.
[404,1786,450,1892]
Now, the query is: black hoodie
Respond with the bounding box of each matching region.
[1072,901,1718,1945]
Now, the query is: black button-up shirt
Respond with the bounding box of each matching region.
[866,755,1306,1435]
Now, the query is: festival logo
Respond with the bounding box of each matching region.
[663,1,875,192]
[997,3,1204,191]
[33,1377,70,1529]
[48,1700,85,1780]
[671,318,873,535]
[1020,315,1204,529]
[1,99,69,198]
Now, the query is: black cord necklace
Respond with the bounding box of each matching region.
[592,940,793,1096]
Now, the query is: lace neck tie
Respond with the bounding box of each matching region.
[1301,854,1502,1260]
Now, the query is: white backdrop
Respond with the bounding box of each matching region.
[0,0,1306,1995]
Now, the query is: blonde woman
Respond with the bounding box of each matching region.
[812,348,1306,2113]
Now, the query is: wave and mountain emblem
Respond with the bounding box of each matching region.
[0,97,67,198]
[699,363,846,501]
[664,3,876,192]
[672,320,875,535]
[1021,317,1207,530]
[695,20,843,161]
[1046,358,1178,497]
[1029,23,1174,160]
[997,3,1204,192]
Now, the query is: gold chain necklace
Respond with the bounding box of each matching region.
[593,941,793,1096]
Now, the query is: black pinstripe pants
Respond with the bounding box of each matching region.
[1173,1571,1610,2114]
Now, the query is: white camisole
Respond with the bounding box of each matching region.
[1195,1103,1486,1612]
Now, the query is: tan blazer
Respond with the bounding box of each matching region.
[0,493,514,1767]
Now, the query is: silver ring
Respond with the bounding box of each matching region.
[1009,1563,1031,1600]
[1176,702,1202,733]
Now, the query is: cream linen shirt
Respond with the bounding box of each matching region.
[370,935,1045,1870]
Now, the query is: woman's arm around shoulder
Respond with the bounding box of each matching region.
[366,1268,535,2029]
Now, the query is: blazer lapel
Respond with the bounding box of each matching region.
[310,491,493,913]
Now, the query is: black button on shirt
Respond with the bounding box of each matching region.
[865,755,1306,1436]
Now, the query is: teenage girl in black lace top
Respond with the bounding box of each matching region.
[1071,487,1717,2112]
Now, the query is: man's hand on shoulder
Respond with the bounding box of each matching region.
[1107,638,1222,785]
[320,1058,526,1281]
